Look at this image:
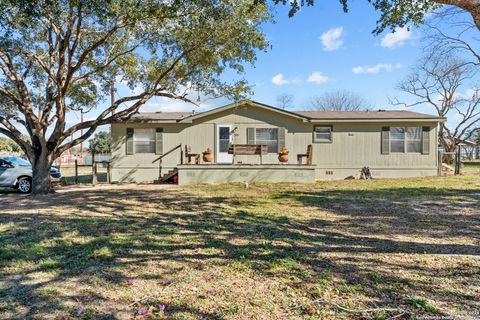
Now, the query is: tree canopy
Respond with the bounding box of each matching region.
[0,136,21,153]
[273,0,480,34]
[88,131,110,154]
[0,0,270,193]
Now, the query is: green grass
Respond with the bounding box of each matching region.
[463,161,480,174]
[0,174,479,319]
[406,297,438,313]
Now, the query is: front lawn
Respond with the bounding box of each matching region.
[0,175,479,319]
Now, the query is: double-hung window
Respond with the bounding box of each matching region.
[390,127,422,153]
[255,128,279,153]
[313,126,332,143]
[134,128,156,154]
[390,127,405,153]
[406,127,422,153]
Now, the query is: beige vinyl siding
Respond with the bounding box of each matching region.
[111,102,439,182]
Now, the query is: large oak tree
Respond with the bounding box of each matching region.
[0,0,269,194]
[274,0,480,33]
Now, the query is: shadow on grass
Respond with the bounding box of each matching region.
[0,188,19,194]
[274,187,480,240]
[0,185,479,318]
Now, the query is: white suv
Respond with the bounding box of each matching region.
[0,156,61,193]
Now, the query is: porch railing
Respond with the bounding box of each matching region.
[152,144,183,178]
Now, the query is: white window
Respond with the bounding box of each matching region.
[256,128,278,153]
[314,126,332,143]
[390,127,405,153]
[406,127,422,153]
[390,127,422,153]
[134,128,155,153]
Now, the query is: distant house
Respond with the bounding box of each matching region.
[111,100,444,184]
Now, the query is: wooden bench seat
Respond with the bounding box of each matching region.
[228,144,268,164]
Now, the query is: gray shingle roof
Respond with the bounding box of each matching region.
[295,110,440,120]
[128,112,194,121]
[128,109,441,121]
[125,100,442,122]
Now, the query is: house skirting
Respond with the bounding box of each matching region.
[176,164,316,185]
[314,167,438,180]
[111,165,438,184]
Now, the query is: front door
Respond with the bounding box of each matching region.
[217,125,233,163]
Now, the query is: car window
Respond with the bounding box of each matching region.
[3,157,31,167]
[0,159,11,167]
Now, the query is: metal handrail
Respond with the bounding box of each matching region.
[152,144,182,163]
[152,143,182,180]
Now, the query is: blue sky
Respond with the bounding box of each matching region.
[76,2,477,133]
[244,1,420,110]
[130,1,442,113]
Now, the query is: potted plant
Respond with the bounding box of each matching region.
[203,147,213,162]
[278,147,289,163]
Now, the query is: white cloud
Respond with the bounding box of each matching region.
[272,73,290,85]
[320,27,344,51]
[380,27,412,48]
[307,71,329,84]
[352,63,402,74]
[291,77,301,84]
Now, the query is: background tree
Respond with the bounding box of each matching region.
[309,90,370,111]
[0,0,269,194]
[272,0,480,34]
[276,93,294,110]
[0,136,21,153]
[425,7,480,68]
[394,51,480,153]
[88,131,110,154]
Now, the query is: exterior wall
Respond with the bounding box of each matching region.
[111,103,439,183]
[312,122,438,179]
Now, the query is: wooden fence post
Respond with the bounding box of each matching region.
[74,159,78,184]
[107,162,111,184]
[437,151,441,176]
[454,146,461,175]
[92,163,97,185]
[92,150,97,185]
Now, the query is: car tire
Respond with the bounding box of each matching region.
[17,177,32,193]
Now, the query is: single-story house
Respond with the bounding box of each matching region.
[111,100,444,184]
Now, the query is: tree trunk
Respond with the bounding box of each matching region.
[437,0,480,30]
[31,151,52,195]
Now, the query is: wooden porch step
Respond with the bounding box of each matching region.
[154,168,178,184]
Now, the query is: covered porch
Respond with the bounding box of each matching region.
[153,143,314,185]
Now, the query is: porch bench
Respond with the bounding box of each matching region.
[228,144,268,164]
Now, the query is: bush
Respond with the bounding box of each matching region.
[0,137,21,153]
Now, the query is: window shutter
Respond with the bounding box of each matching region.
[278,127,286,149]
[155,128,163,155]
[422,126,430,155]
[381,126,390,154]
[247,128,255,144]
[126,128,134,155]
